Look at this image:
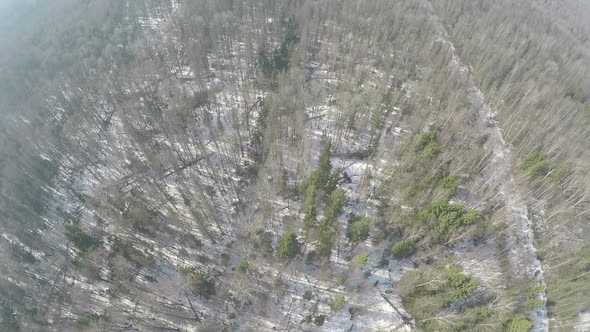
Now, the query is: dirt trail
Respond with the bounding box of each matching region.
[425,2,548,331]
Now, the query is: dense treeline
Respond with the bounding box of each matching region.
[432,0,590,328]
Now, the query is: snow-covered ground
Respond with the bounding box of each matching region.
[27,6,420,329]
[575,311,590,332]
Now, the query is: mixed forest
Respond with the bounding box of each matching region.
[0,0,589,331]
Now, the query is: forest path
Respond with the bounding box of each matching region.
[424,1,548,331]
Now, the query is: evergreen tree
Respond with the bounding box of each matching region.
[313,140,333,192]
[303,183,317,229]
[278,231,300,260]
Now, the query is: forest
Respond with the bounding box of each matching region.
[0,0,589,331]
